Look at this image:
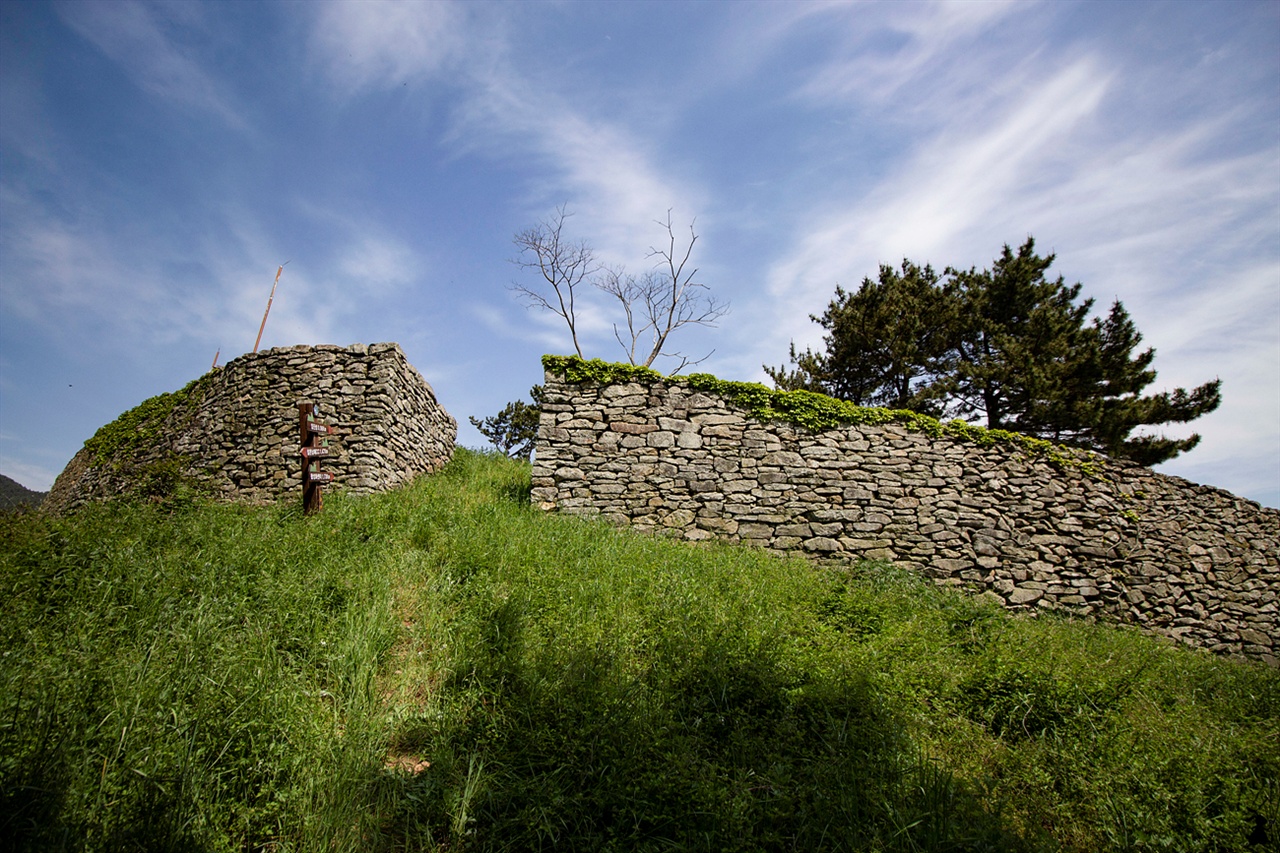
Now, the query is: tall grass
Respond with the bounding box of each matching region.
[2,449,1276,851]
[1,490,400,850]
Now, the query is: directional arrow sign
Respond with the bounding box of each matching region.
[307,422,331,435]
[301,446,330,459]
[309,472,334,484]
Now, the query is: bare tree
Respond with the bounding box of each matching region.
[635,210,727,371]
[510,206,598,359]
[594,266,653,364]
[513,207,727,373]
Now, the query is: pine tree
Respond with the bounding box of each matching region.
[764,260,953,413]
[468,386,545,461]
[771,238,1222,465]
[945,238,1096,433]
[1060,300,1220,465]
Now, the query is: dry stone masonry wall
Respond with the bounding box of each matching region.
[45,343,455,513]
[532,366,1280,665]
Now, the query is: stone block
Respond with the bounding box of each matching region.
[738,523,773,540]
[610,422,657,434]
[677,431,703,449]
[1239,628,1272,647]
[1008,587,1044,606]
[663,509,696,528]
[647,431,676,448]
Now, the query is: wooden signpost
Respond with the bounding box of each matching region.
[299,402,333,515]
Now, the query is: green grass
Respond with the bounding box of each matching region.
[2,449,1276,851]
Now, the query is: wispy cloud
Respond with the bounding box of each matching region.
[334,235,419,293]
[0,202,259,366]
[0,69,60,172]
[0,185,165,339]
[56,0,249,131]
[0,175,427,361]
[471,302,569,353]
[308,0,468,93]
[197,204,432,353]
[0,455,57,495]
[719,0,1277,503]
[306,1,709,362]
[762,57,1111,350]
[307,1,700,262]
[456,76,701,257]
[794,0,1031,112]
[5,1,1271,505]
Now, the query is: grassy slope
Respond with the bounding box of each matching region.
[1,449,1276,852]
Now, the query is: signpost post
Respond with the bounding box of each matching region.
[299,402,333,515]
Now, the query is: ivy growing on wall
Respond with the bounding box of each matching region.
[542,354,1104,477]
[84,373,217,466]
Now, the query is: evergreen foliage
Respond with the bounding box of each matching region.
[468,386,544,461]
[769,238,1222,465]
[766,260,953,414]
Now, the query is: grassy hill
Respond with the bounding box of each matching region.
[1,449,1275,852]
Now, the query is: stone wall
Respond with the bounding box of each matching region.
[532,369,1280,664]
[45,343,455,513]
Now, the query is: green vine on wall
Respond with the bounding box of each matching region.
[542,354,1104,477]
[84,373,217,467]
[541,356,667,387]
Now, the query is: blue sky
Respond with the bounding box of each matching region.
[2,0,1277,507]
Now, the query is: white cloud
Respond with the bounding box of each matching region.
[308,1,700,266]
[442,59,703,267]
[198,206,435,353]
[0,71,60,172]
[56,0,248,130]
[720,2,1277,508]
[471,302,567,353]
[761,57,1111,357]
[0,186,164,335]
[306,1,709,360]
[308,0,468,93]
[795,0,1031,110]
[336,235,419,292]
[0,178,431,359]
[477,273,628,359]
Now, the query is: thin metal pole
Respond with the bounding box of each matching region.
[253,263,287,354]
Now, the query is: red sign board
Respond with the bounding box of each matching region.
[309,472,334,484]
[301,446,330,458]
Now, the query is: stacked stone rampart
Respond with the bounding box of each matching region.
[44,343,455,513]
[532,368,1280,664]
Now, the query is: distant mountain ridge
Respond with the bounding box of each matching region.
[1,474,47,510]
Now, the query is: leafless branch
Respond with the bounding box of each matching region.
[661,348,715,376]
[595,266,655,365]
[510,206,727,370]
[637,211,728,368]
[509,205,597,358]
